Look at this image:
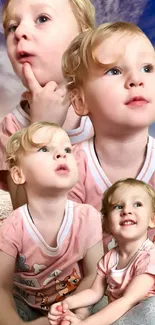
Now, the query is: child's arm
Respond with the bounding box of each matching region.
[0,251,50,325]
[70,240,103,321]
[65,273,155,325]
[66,273,105,309]
[48,274,105,325]
[73,240,103,294]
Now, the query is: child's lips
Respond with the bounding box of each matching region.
[55,164,69,175]
[17,51,35,63]
[120,219,136,226]
[125,96,149,106]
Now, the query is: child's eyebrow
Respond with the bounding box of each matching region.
[8,3,56,21]
[29,3,56,12]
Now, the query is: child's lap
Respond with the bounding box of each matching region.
[14,296,43,321]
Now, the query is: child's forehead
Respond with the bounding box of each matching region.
[5,0,69,20]
[112,185,149,201]
[32,127,70,144]
[95,33,155,65]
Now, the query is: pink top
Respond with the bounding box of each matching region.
[0,105,94,191]
[97,239,155,303]
[0,200,102,310]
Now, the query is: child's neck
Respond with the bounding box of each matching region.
[116,235,148,269]
[26,193,67,247]
[27,193,67,221]
[94,128,148,183]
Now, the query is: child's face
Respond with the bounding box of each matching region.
[6,0,80,87]
[81,33,155,133]
[17,127,78,192]
[108,185,155,242]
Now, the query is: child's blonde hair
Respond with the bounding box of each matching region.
[101,178,155,233]
[6,121,61,169]
[62,22,146,94]
[2,0,95,35]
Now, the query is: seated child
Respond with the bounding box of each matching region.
[62,21,155,250]
[0,0,95,208]
[49,178,155,325]
[0,121,103,324]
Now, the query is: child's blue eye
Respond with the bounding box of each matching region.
[36,15,50,24]
[141,64,154,73]
[113,204,122,210]
[105,68,121,76]
[38,146,49,152]
[7,25,17,34]
[134,202,142,207]
[64,147,72,154]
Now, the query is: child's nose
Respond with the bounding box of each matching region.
[125,71,144,89]
[55,151,66,159]
[15,23,32,41]
[121,205,132,216]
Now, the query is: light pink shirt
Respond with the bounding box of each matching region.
[0,200,102,310]
[97,239,155,302]
[0,105,93,191]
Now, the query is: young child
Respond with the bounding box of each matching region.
[0,121,103,325]
[0,0,95,208]
[49,178,155,325]
[63,22,155,248]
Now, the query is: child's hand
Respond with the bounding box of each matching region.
[61,312,82,325]
[48,301,69,325]
[22,63,70,126]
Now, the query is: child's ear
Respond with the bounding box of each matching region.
[71,88,89,116]
[10,166,26,185]
[149,213,155,229]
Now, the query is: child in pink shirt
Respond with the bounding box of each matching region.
[49,179,155,325]
[0,121,103,325]
[0,0,94,206]
[63,22,155,250]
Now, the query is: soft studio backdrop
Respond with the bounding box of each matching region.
[0,0,155,133]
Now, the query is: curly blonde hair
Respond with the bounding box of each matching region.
[6,121,61,169]
[101,178,155,233]
[62,21,146,93]
[2,0,95,36]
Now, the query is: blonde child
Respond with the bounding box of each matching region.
[63,22,155,248]
[0,121,103,325]
[49,179,155,325]
[0,0,95,208]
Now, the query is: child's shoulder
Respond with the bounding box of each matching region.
[0,104,29,133]
[68,116,94,145]
[72,136,94,161]
[0,204,26,235]
[70,200,102,223]
[68,200,102,247]
[71,199,100,213]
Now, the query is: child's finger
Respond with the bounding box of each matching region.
[61,320,70,325]
[48,314,62,320]
[61,300,69,313]
[23,63,41,93]
[64,315,80,324]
